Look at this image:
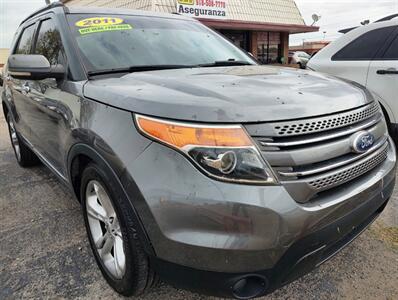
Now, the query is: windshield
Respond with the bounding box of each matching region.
[297,52,310,58]
[67,14,256,73]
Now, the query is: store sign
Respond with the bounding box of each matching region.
[176,0,228,20]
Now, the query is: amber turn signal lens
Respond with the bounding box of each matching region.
[135,115,253,149]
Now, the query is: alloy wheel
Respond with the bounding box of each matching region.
[85,180,126,279]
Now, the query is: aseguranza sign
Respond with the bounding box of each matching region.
[176,0,228,19]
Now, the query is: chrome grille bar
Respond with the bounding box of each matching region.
[278,136,388,177]
[307,143,389,192]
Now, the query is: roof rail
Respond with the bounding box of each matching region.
[339,13,398,34]
[338,26,358,34]
[375,14,398,23]
[20,1,65,26]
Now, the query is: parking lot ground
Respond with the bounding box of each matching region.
[0,110,397,300]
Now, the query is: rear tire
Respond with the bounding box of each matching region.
[6,112,39,167]
[80,163,157,296]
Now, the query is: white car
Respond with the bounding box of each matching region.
[289,51,310,68]
[308,16,398,141]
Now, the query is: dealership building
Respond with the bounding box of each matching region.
[62,0,318,64]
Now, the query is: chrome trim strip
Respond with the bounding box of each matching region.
[33,148,68,181]
[305,143,388,187]
[8,71,31,77]
[278,137,388,177]
[260,114,382,148]
[19,133,68,182]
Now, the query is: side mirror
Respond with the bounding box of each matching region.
[8,54,65,80]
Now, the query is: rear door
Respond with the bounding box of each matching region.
[326,26,396,86]
[367,27,398,124]
[7,23,37,140]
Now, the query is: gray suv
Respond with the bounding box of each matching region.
[1,3,396,299]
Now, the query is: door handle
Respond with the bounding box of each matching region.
[377,69,398,75]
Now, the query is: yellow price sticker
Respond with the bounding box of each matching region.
[75,17,124,27]
[177,0,194,5]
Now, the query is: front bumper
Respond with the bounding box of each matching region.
[152,187,392,298]
[123,138,396,298]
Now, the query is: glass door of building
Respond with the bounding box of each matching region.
[257,32,281,64]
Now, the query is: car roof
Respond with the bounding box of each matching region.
[21,2,195,25]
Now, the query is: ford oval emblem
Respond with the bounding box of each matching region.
[350,131,375,153]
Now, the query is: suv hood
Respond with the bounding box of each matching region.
[83,65,371,123]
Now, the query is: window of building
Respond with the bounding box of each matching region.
[257,32,281,64]
[15,24,36,54]
[34,18,65,66]
[382,34,398,59]
[219,30,250,51]
[332,26,395,61]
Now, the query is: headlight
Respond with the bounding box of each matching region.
[135,114,277,184]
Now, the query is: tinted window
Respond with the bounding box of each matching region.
[15,25,36,54]
[332,27,395,61]
[35,19,65,66]
[383,35,398,59]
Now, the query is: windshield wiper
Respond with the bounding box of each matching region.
[87,64,197,77]
[198,60,254,67]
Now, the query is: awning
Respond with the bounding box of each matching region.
[199,19,319,34]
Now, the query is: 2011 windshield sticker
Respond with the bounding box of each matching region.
[75,17,124,27]
[78,24,132,35]
[76,17,132,35]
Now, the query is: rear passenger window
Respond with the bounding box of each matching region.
[34,19,65,66]
[15,24,36,54]
[332,27,395,61]
[383,35,398,59]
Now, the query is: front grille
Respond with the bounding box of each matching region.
[245,101,390,203]
[308,144,388,191]
[273,102,379,136]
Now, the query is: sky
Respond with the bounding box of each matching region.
[0,0,44,48]
[0,0,398,48]
[291,0,398,45]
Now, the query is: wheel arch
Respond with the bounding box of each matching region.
[67,143,156,256]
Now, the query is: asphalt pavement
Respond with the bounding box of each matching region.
[0,108,397,299]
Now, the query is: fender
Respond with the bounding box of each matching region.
[370,90,396,124]
[67,143,156,256]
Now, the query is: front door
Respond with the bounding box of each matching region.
[8,23,37,141]
[26,17,71,176]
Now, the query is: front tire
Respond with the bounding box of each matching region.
[80,163,156,296]
[6,112,39,167]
